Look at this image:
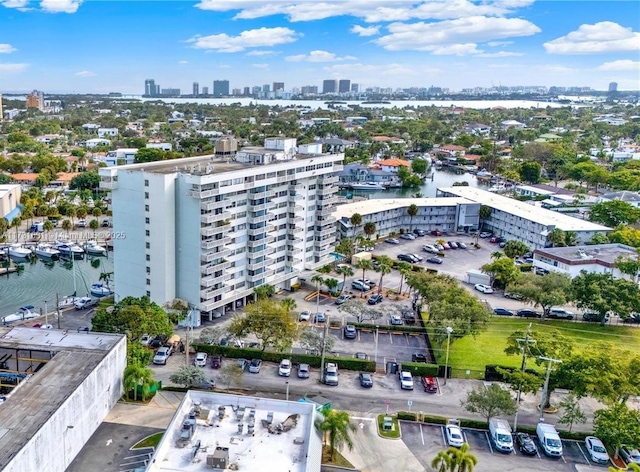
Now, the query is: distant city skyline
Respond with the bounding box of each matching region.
[0,1,638,94]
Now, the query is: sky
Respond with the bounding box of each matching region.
[0,0,639,94]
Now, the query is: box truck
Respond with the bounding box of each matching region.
[536,422,563,457]
[489,418,513,453]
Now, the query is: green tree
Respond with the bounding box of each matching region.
[134,147,166,163]
[502,240,529,259]
[89,218,99,236]
[609,225,640,248]
[396,260,412,295]
[335,238,354,259]
[199,326,228,345]
[280,297,297,313]
[506,272,573,320]
[315,409,356,462]
[123,364,155,401]
[10,216,21,242]
[411,158,428,175]
[354,259,373,298]
[480,257,519,289]
[557,394,586,433]
[363,221,376,239]
[547,228,567,247]
[335,265,354,293]
[324,277,340,296]
[228,298,297,352]
[69,171,100,191]
[311,274,325,312]
[478,205,491,231]
[431,443,478,472]
[589,200,640,227]
[615,251,640,283]
[374,255,393,295]
[589,233,610,245]
[61,219,72,232]
[350,213,362,239]
[127,340,154,367]
[463,384,517,422]
[169,365,207,389]
[338,299,383,323]
[571,271,640,321]
[519,161,541,183]
[594,403,640,459]
[253,284,275,300]
[299,327,335,353]
[407,203,419,231]
[217,362,244,388]
[91,296,173,340]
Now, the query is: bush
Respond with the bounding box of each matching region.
[398,411,418,421]
[485,364,540,382]
[400,362,439,377]
[519,263,533,272]
[351,322,427,334]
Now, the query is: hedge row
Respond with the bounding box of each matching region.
[191,343,377,372]
[485,364,541,382]
[396,411,591,439]
[399,362,439,377]
[351,322,427,334]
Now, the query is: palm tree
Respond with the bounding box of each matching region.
[280,297,297,313]
[407,203,419,231]
[315,409,356,462]
[61,219,72,233]
[99,271,114,289]
[335,265,354,293]
[564,230,578,247]
[354,259,373,298]
[123,364,155,402]
[66,206,77,227]
[363,221,376,240]
[10,216,22,242]
[431,448,453,472]
[89,218,99,237]
[479,205,491,232]
[350,213,362,240]
[375,255,393,295]
[431,444,477,472]
[396,261,412,295]
[548,228,566,247]
[490,251,505,260]
[311,274,325,314]
[324,278,339,297]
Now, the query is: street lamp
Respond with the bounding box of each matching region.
[443,326,453,385]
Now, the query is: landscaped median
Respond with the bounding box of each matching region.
[377,414,401,439]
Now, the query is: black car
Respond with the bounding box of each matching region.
[624,313,640,324]
[515,433,538,456]
[517,308,540,318]
[426,257,443,264]
[397,254,418,263]
[359,372,374,388]
[583,311,609,322]
[411,353,428,363]
[368,294,384,305]
[493,307,514,316]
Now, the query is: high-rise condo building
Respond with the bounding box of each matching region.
[99,139,342,319]
[273,82,284,91]
[322,80,337,94]
[202,86,209,96]
[193,82,199,96]
[351,83,359,93]
[26,90,44,110]
[608,82,618,92]
[145,79,159,97]
[213,80,230,97]
[338,80,351,94]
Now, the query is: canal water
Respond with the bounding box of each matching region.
[0,255,114,318]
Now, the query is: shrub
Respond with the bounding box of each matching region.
[398,411,418,421]
[400,362,439,377]
[519,263,533,272]
[351,322,427,334]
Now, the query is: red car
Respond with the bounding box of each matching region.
[489,237,500,243]
[211,355,222,369]
[421,376,438,393]
[430,230,443,236]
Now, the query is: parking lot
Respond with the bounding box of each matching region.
[400,420,609,472]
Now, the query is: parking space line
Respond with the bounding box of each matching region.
[485,431,493,454]
[436,378,442,396]
[419,423,425,445]
[389,332,393,344]
[576,443,590,465]
[440,426,447,446]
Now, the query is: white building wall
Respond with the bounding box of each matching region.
[3,337,126,472]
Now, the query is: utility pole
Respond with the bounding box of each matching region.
[319,315,329,384]
[56,293,61,329]
[539,356,562,423]
[513,323,535,431]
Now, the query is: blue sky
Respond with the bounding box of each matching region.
[0,0,639,94]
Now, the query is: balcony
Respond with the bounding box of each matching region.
[246,272,266,283]
[291,226,303,234]
[200,286,226,299]
[201,224,230,238]
[251,188,276,198]
[315,227,335,238]
[250,213,271,224]
[288,203,304,212]
[99,177,118,191]
[199,299,218,312]
[200,247,230,263]
[315,206,335,217]
[247,238,269,248]
[202,260,231,275]
[320,215,337,225]
[189,188,219,199]
[322,175,339,185]
[286,246,303,255]
[249,202,271,212]
[314,246,332,257]
[333,164,344,172]
[201,273,226,288]
[290,215,304,223]
[249,248,268,258]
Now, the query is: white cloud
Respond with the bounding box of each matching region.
[431,43,482,56]
[74,70,96,77]
[40,0,82,13]
[544,22,640,54]
[0,0,28,8]
[0,43,17,54]
[351,25,380,37]
[187,27,299,53]
[375,16,540,53]
[597,59,640,71]
[178,60,188,64]
[486,41,513,47]
[194,0,534,23]
[0,63,28,73]
[246,50,278,56]
[285,50,357,63]
[252,63,269,69]
[476,51,523,57]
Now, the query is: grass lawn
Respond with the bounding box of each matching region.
[377,414,401,439]
[132,432,163,449]
[431,318,640,377]
[321,445,355,468]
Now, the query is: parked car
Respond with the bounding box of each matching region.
[411,353,428,363]
[426,257,443,264]
[359,372,373,388]
[624,313,640,324]
[413,229,426,236]
[153,347,171,365]
[548,308,575,320]
[335,294,352,305]
[297,363,310,379]
[410,253,424,262]
[77,219,87,228]
[517,308,541,318]
[211,355,222,369]
[447,241,458,249]
[489,237,500,243]
[582,311,609,323]
[515,432,538,456]
[390,315,403,326]
[399,371,414,390]
[504,291,524,300]
[493,307,514,316]
[352,280,371,291]
[140,334,151,346]
[456,242,467,249]
[400,233,416,240]
[479,232,492,238]
[423,244,439,253]
[421,376,438,393]
[620,445,640,465]
[299,310,311,322]
[397,253,417,263]
[354,352,368,360]
[74,297,98,310]
[324,363,339,386]
[445,419,465,448]
[585,436,610,464]
[385,238,400,244]
[194,352,208,367]
[314,312,326,323]
[344,325,357,339]
[101,218,111,227]
[474,284,494,294]
[236,358,249,371]
[278,359,292,377]
[431,230,443,236]
[248,358,262,373]
[368,294,384,305]
[534,267,550,275]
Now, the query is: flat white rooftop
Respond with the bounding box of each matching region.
[438,187,611,232]
[148,391,320,472]
[333,197,473,220]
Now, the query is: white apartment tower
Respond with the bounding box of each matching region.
[99,139,342,319]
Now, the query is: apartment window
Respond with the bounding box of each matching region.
[145,242,150,249]
[145,205,149,212]
[146,267,150,274]
[144,179,149,187]
[146,291,150,297]
[146,254,150,261]
[145,230,150,236]
[145,217,150,224]
[145,192,150,199]
[146,279,150,285]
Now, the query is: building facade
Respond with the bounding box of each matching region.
[322,79,337,94]
[213,80,230,97]
[338,79,351,94]
[100,143,343,318]
[192,82,199,96]
[0,184,21,219]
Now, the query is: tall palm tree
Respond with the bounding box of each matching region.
[396,261,412,295]
[407,204,419,232]
[564,230,578,247]
[123,364,155,402]
[431,448,453,472]
[354,259,373,298]
[375,255,393,295]
[350,213,362,240]
[311,274,325,314]
[363,221,376,240]
[335,265,354,293]
[324,278,339,297]
[548,228,566,247]
[479,205,491,232]
[10,216,22,243]
[490,251,505,260]
[315,409,356,462]
[280,297,297,313]
[431,444,477,472]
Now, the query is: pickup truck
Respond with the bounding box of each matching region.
[324,363,339,386]
[74,297,98,310]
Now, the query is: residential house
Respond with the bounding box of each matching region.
[598,191,640,208]
[97,128,118,138]
[501,120,526,130]
[375,158,410,173]
[84,138,111,149]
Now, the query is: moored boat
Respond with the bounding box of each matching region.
[34,243,60,259]
[2,306,38,324]
[90,283,112,297]
[85,240,107,256]
[8,244,32,258]
[350,182,385,190]
[55,240,85,258]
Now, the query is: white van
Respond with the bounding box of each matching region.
[536,422,563,457]
[489,418,513,453]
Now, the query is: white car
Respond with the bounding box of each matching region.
[153,347,171,365]
[399,371,414,390]
[423,244,439,254]
[140,334,151,346]
[194,352,208,367]
[298,311,311,322]
[474,284,494,294]
[278,359,292,377]
[445,419,465,448]
[585,436,609,464]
